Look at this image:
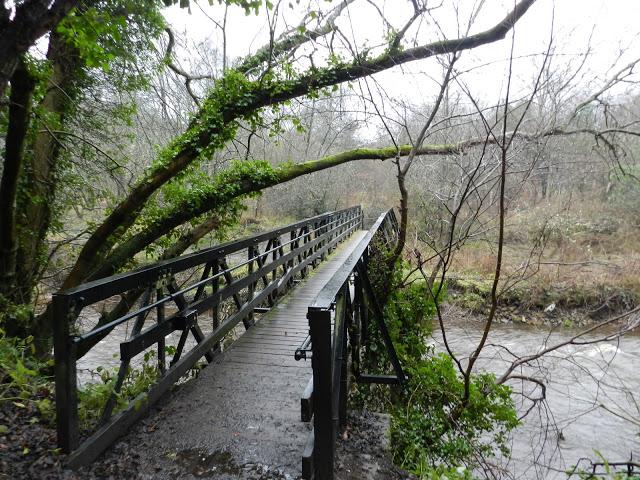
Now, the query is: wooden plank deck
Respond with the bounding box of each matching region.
[103,230,367,479]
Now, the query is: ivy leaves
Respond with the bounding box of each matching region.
[56,1,165,74]
[162,0,265,15]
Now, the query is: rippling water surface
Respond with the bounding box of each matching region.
[74,297,639,479]
[431,320,640,479]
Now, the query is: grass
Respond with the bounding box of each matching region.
[419,198,640,323]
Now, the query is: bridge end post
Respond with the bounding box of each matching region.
[53,294,79,453]
[309,307,334,480]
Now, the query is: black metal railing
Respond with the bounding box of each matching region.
[54,206,363,467]
[300,209,405,479]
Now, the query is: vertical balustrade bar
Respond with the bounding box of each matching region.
[312,221,319,268]
[301,226,309,278]
[156,289,166,374]
[247,245,256,326]
[309,308,334,480]
[211,260,221,353]
[320,217,327,261]
[288,230,296,289]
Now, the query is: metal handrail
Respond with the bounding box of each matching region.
[59,206,358,304]
[53,206,363,467]
[75,213,359,344]
[301,208,405,480]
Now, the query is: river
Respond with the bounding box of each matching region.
[430,318,640,479]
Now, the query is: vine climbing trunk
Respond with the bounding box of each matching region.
[0,59,35,303]
[14,31,82,304]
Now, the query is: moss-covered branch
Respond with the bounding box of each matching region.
[61,0,537,290]
[236,0,355,75]
[90,117,640,282]
[89,143,466,279]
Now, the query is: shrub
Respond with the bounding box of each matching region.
[77,350,161,429]
[353,254,519,477]
[390,354,518,469]
[0,328,54,421]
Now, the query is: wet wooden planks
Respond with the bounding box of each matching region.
[106,230,369,479]
[221,229,367,371]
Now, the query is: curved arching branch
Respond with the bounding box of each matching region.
[60,0,538,291]
[91,118,640,282]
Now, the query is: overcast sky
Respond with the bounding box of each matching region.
[161,0,640,139]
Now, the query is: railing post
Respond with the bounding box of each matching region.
[309,307,334,480]
[288,230,296,288]
[210,260,222,355]
[338,290,350,431]
[53,294,79,453]
[301,226,309,278]
[312,221,320,267]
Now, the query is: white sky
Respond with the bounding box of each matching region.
[162,0,640,138]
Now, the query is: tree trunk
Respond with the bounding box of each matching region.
[0,0,78,97]
[13,31,82,302]
[0,59,35,300]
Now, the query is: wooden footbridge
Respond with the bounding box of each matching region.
[53,206,405,479]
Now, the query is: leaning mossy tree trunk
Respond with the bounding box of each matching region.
[58,0,537,293]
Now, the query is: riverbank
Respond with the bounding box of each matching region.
[446,272,638,328]
[1,396,406,479]
[0,390,145,479]
[427,198,640,329]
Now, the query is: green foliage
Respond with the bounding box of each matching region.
[0,329,54,422]
[77,352,159,429]
[353,247,519,477]
[57,1,165,81]
[77,348,205,430]
[403,464,473,480]
[0,296,34,336]
[390,355,518,470]
[0,324,198,434]
[148,69,265,172]
[5,1,168,301]
[449,275,638,315]
[163,0,265,15]
[133,159,278,259]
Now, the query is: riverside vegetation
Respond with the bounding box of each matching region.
[0,206,638,478]
[442,196,640,328]
[351,243,519,479]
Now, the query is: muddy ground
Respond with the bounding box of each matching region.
[1,397,411,480]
